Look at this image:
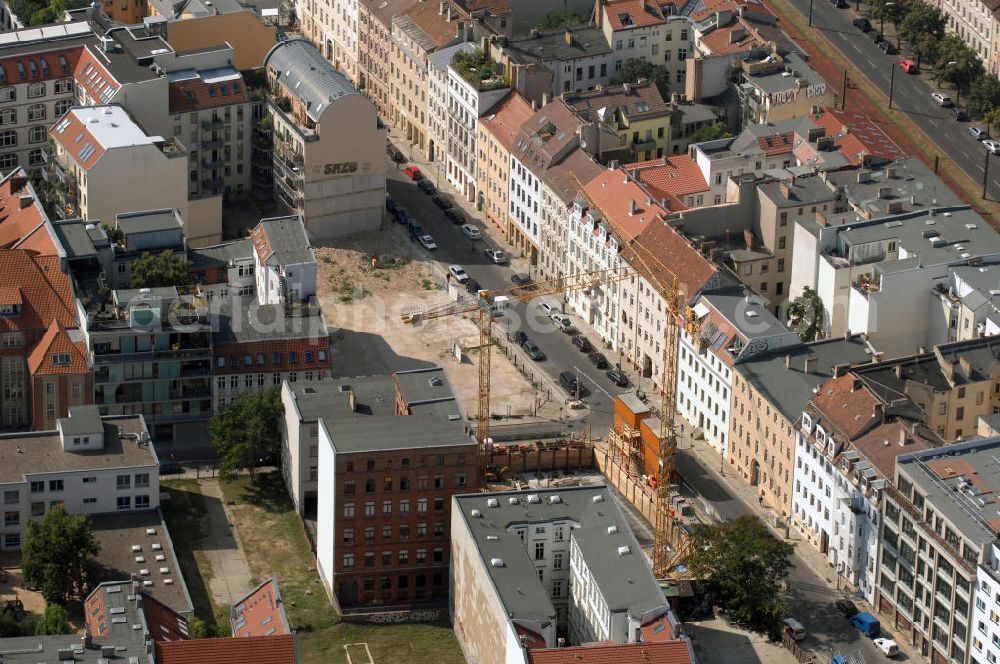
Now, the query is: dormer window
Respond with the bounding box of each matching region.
[51,353,71,366]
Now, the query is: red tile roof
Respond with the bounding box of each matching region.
[851,420,931,478]
[625,156,708,209]
[757,131,795,155]
[0,251,76,332]
[602,0,666,30]
[810,107,906,165]
[168,71,247,113]
[27,319,88,375]
[231,578,291,638]
[455,0,510,17]
[74,47,120,104]
[404,2,470,48]
[810,373,881,440]
[0,46,83,87]
[0,170,55,252]
[527,642,692,664]
[640,615,676,642]
[698,18,768,55]
[584,169,666,241]
[618,217,718,300]
[155,634,297,664]
[141,592,191,643]
[250,224,273,264]
[480,90,536,153]
[51,109,108,169]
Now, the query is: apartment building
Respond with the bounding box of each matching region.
[0,407,158,551]
[563,81,671,162]
[450,486,694,664]
[736,50,833,126]
[685,0,772,101]
[296,0,361,83]
[212,216,330,410]
[0,22,92,176]
[931,260,1000,343]
[943,0,992,68]
[876,437,1000,664]
[315,367,478,608]
[594,0,694,91]
[280,380,329,517]
[793,373,939,605]
[729,334,874,517]
[264,38,386,239]
[477,89,534,234]
[427,41,468,168]
[676,287,798,455]
[0,170,94,432]
[358,0,412,115]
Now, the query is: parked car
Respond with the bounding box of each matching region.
[931,92,954,107]
[432,195,452,209]
[404,165,422,180]
[550,312,577,334]
[782,618,806,641]
[606,369,629,387]
[512,330,528,345]
[851,611,880,637]
[832,0,847,7]
[873,638,898,657]
[387,144,405,162]
[834,599,859,618]
[869,31,884,43]
[418,234,437,250]
[898,58,918,74]
[444,209,465,224]
[971,126,990,140]
[953,107,970,121]
[417,180,435,194]
[559,370,588,396]
[537,301,558,315]
[877,40,897,54]
[984,139,1000,155]
[484,249,507,264]
[461,224,481,240]
[465,279,481,293]
[852,17,871,31]
[407,222,423,239]
[571,335,592,352]
[512,273,533,286]
[159,462,183,475]
[588,351,609,369]
[386,196,398,214]
[448,264,469,283]
[522,339,546,361]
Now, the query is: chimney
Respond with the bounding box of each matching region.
[18,195,32,209]
[803,357,818,373]
[724,227,732,244]
[898,427,908,446]
[82,628,92,648]
[844,328,851,341]
[743,228,754,250]
[348,388,357,412]
[623,82,631,94]
[779,182,791,199]
[541,91,550,107]
[564,29,574,46]
[628,199,637,216]
[785,354,792,369]
[874,402,886,423]
[833,364,850,378]
[852,377,862,392]
[894,364,903,379]
[439,0,444,13]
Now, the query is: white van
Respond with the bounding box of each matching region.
[491,295,511,316]
[782,618,806,641]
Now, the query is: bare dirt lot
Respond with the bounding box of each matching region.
[314,228,561,422]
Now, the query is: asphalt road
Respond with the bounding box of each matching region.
[796,0,1000,199]
[675,448,903,663]
[386,171,626,435]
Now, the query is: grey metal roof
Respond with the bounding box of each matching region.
[700,287,793,342]
[823,158,965,218]
[427,41,475,72]
[257,215,314,266]
[189,238,254,270]
[745,52,826,95]
[58,405,105,435]
[500,26,612,65]
[453,486,666,624]
[264,39,358,123]
[116,209,183,236]
[213,301,329,344]
[318,373,472,452]
[51,219,102,259]
[734,335,875,422]
[394,366,458,405]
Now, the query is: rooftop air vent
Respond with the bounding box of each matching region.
[490,558,505,567]
[526,494,540,504]
[592,495,604,503]
[617,545,632,556]
[508,497,518,505]
[487,498,499,507]
[607,526,618,535]
[470,509,482,518]
[548,495,561,504]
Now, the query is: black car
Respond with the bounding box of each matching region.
[444,209,465,225]
[852,17,871,31]
[432,196,452,209]
[417,180,436,194]
[513,330,528,345]
[606,369,629,387]
[386,196,398,213]
[834,599,858,618]
[870,31,884,43]
[523,340,546,361]
[588,351,609,369]
[571,335,592,352]
[832,0,847,7]
[877,40,897,54]
[465,279,481,293]
[953,107,970,121]
[559,370,588,397]
[407,222,423,239]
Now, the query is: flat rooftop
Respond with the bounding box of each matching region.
[501,26,612,64]
[213,300,328,344]
[898,436,1000,544]
[90,509,194,615]
[0,416,156,485]
[116,209,183,236]
[823,158,964,218]
[454,486,666,626]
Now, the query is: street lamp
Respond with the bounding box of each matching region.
[946,60,963,105]
[808,0,814,27]
[888,61,896,109]
[879,2,893,36]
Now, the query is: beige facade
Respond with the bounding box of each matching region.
[266,39,386,239]
[357,0,407,117]
[162,12,278,70]
[477,90,533,236]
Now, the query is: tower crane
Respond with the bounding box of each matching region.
[401,266,633,477]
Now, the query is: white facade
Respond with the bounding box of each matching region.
[315,417,337,594]
[426,44,460,166]
[508,154,542,249]
[563,202,623,346]
[792,418,837,566]
[445,64,508,202]
[279,381,320,517]
[676,329,732,454]
[973,544,1000,664]
[537,179,570,283]
[943,0,992,66]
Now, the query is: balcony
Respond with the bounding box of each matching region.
[201,117,225,131]
[274,175,303,210]
[202,136,225,150]
[202,177,225,195]
[632,139,656,153]
[202,156,224,169]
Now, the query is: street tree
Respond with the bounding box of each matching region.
[129,250,195,289]
[22,507,100,604]
[209,387,283,480]
[611,58,670,98]
[685,516,795,633]
[899,2,945,66]
[870,0,909,31]
[785,286,825,342]
[35,604,71,636]
[969,76,1000,117]
[933,35,984,98]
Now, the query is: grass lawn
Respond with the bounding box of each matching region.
[160,479,229,633]
[219,472,465,664]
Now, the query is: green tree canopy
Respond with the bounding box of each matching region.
[209,387,283,480]
[22,507,100,604]
[35,604,71,636]
[870,0,909,26]
[687,122,731,143]
[685,516,795,633]
[535,10,586,29]
[970,76,1000,117]
[610,58,670,99]
[785,286,825,342]
[933,34,984,92]
[129,250,195,289]
[900,1,945,65]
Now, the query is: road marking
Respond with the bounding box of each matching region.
[572,365,613,399]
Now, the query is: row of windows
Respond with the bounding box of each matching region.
[343,474,466,494]
[216,349,326,368]
[343,522,445,543]
[342,547,445,568]
[342,496,447,517]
